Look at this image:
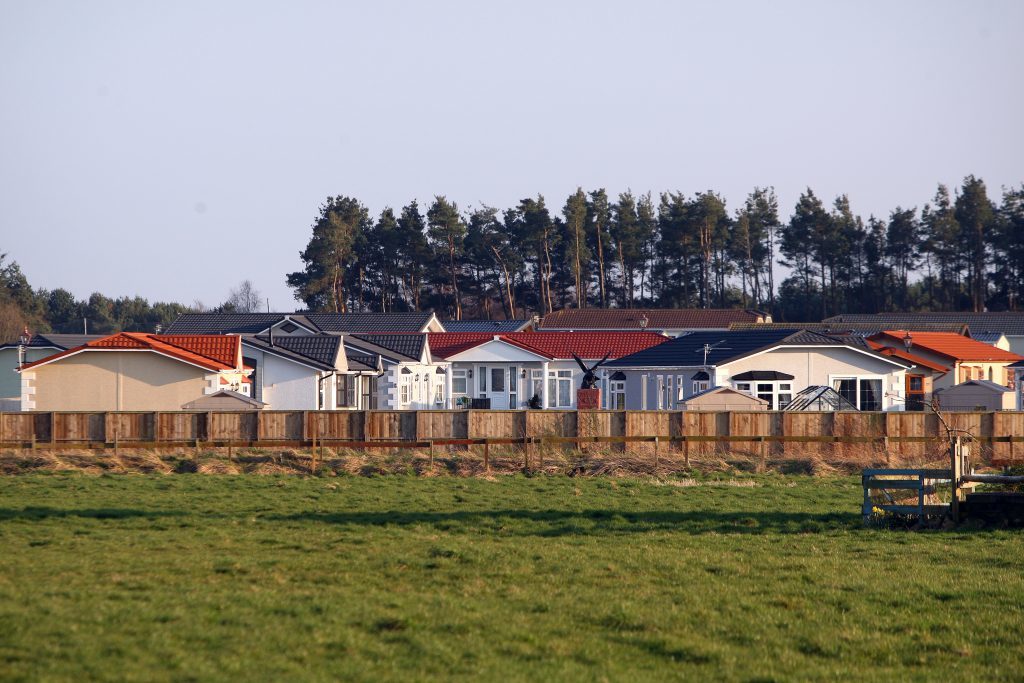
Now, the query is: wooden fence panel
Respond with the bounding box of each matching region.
[832,412,886,463]
[526,411,577,451]
[105,412,155,442]
[625,411,672,453]
[0,412,37,442]
[415,411,468,441]
[310,411,364,442]
[156,412,202,442]
[577,411,621,451]
[363,411,416,441]
[682,412,729,458]
[885,412,936,463]
[257,411,304,441]
[993,412,1024,462]
[728,412,780,456]
[53,412,105,442]
[468,410,524,440]
[208,412,257,441]
[783,412,834,457]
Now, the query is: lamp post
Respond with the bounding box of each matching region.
[18,327,30,369]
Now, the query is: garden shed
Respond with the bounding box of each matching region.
[678,386,768,411]
[934,380,1015,411]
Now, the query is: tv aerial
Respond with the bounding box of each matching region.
[695,340,730,366]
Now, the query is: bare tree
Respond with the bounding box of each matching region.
[224,280,262,313]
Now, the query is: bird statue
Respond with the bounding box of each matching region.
[572,352,612,390]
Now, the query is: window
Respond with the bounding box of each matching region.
[399,380,410,406]
[656,376,665,409]
[433,382,444,405]
[735,382,751,395]
[479,366,488,392]
[279,322,298,334]
[833,377,883,411]
[548,370,572,408]
[452,369,468,396]
[491,367,505,392]
[858,379,882,411]
[778,383,793,409]
[676,375,685,401]
[336,375,357,408]
[609,381,626,410]
[363,375,379,409]
[693,381,710,395]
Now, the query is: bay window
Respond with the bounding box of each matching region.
[832,377,883,411]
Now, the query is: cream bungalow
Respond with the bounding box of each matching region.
[868,331,1024,392]
[605,329,913,411]
[17,333,252,411]
[428,332,668,409]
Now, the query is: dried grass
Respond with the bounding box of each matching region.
[0,438,973,478]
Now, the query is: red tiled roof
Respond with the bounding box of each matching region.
[429,331,668,360]
[538,308,767,331]
[871,331,1024,363]
[865,340,950,373]
[18,333,243,372]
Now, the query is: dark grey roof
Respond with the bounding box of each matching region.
[605,329,841,368]
[442,319,530,333]
[732,370,795,381]
[823,313,1024,336]
[0,333,102,350]
[730,321,971,335]
[971,331,1006,345]
[1011,360,1024,368]
[165,313,289,334]
[936,379,1013,394]
[304,312,436,333]
[241,334,341,371]
[166,311,436,335]
[784,386,859,411]
[344,348,380,372]
[349,333,424,361]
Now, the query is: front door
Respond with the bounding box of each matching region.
[477,365,509,409]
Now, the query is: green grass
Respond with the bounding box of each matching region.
[1,474,1022,682]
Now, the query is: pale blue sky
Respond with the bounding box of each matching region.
[1,0,1021,310]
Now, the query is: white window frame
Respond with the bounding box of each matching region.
[676,375,685,401]
[530,369,544,404]
[828,375,886,411]
[656,375,665,410]
[399,379,411,406]
[452,368,468,397]
[609,380,626,410]
[692,380,710,395]
[548,369,573,408]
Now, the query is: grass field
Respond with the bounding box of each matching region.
[1,473,1023,682]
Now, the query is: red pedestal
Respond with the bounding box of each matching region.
[577,388,601,410]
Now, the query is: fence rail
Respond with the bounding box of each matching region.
[1,410,1023,461]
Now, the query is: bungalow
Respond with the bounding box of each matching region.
[867,331,1023,395]
[537,308,770,337]
[240,332,449,410]
[604,329,913,411]
[17,333,252,411]
[824,312,1024,355]
[428,331,668,409]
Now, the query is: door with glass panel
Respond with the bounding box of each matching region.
[477,365,509,409]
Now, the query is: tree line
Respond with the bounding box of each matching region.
[0,253,262,341]
[287,176,1024,321]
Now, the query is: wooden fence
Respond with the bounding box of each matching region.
[1,410,1023,462]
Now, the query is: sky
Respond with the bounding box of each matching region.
[1,0,1022,311]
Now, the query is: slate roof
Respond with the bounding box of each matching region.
[538,308,768,331]
[441,319,531,333]
[729,321,971,335]
[869,331,1024,362]
[824,313,1024,336]
[165,311,437,335]
[242,334,342,371]
[164,313,291,334]
[349,333,425,362]
[605,329,890,368]
[427,332,668,360]
[19,333,243,372]
[971,331,1006,345]
[0,333,102,350]
[303,312,437,333]
[345,348,380,372]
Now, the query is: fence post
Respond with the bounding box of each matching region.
[484,440,490,473]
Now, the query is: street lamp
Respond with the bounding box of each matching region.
[18,327,31,369]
